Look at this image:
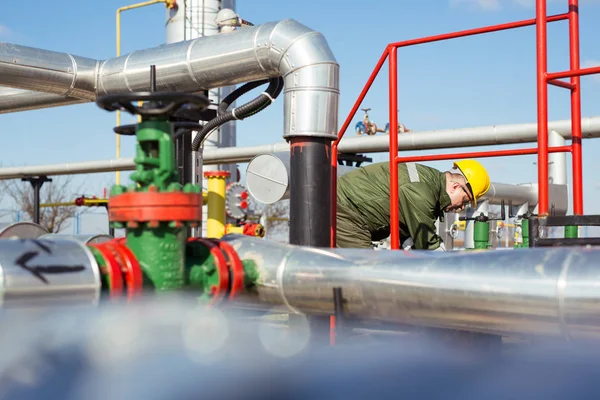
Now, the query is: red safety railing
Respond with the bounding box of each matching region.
[330,0,600,249]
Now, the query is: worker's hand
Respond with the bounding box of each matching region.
[433,242,447,252]
[401,238,414,250]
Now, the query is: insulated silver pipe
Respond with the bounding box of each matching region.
[203,116,600,163]
[0,158,137,180]
[0,238,101,308]
[0,87,86,114]
[482,183,537,205]
[0,20,340,140]
[0,116,597,179]
[0,45,98,99]
[221,235,600,341]
[549,129,567,185]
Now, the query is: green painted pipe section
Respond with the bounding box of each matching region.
[473,221,490,250]
[565,225,578,239]
[186,240,220,301]
[521,219,529,248]
[185,241,260,300]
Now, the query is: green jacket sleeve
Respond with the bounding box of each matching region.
[398,182,443,250]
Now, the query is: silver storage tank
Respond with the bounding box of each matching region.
[40,234,114,244]
[0,222,48,239]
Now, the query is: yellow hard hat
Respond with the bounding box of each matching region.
[453,159,490,207]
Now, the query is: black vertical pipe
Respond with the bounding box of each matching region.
[174,127,193,237]
[289,137,334,346]
[33,183,40,224]
[289,137,332,247]
[22,176,51,225]
[529,216,540,248]
[175,129,193,187]
[149,65,157,92]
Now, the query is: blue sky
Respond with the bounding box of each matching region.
[1,0,600,232]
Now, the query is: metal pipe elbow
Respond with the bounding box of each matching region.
[258,19,340,140]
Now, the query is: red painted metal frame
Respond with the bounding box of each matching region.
[396,146,572,164]
[331,1,596,249]
[566,0,583,216]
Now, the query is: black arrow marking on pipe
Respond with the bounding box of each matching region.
[15,251,85,285]
[31,240,52,254]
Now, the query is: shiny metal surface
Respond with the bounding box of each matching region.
[0,222,48,239]
[483,182,568,215]
[0,43,98,99]
[0,19,340,139]
[39,234,114,244]
[222,235,600,341]
[203,115,600,163]
[0,158,136,179]
[0,86,85,114]
[549,129,567,185]
[0,116,597,178]
[0,238,101,307]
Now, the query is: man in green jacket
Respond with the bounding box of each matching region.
[336,159,491,250]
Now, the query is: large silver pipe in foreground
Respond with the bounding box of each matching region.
[0,20,340,141]
[0,238,101,308]
[0,116,597,179]
[222,235,600,341]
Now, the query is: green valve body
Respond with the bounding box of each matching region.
[473,221,490,250]
[186,240,261,300]
[127,228,186,291]
[565,225,578,239]
[521,219,529,248]
[186,240,222,301]
[110,119,201,292]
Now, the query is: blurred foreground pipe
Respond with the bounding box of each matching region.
[0,238,100,307]
[221,235,600,341]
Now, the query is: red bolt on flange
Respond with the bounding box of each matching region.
[208,239,245,299]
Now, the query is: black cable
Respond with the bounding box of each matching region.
[191,76,284,151]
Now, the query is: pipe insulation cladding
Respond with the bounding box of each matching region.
[0,19,340,140]
[0,239,101,308]
[221,235,600,341]
[0,86,86,113]
[0,115,594,178]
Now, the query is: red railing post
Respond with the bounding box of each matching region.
[388,46,400,250]
[330,49,390,247]
[536,0,550,216]
[568,0,584,215]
